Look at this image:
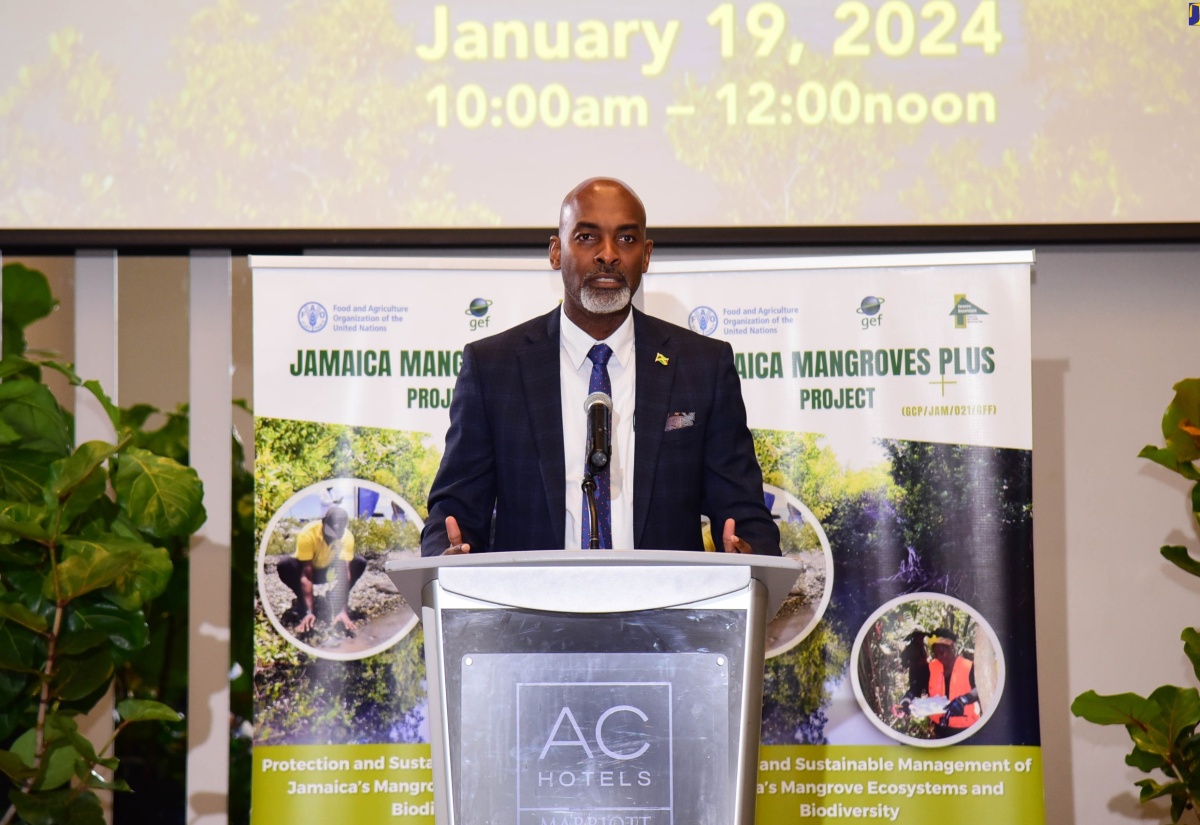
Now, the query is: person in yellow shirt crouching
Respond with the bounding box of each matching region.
[276,505,366,634]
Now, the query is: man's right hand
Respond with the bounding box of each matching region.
[296,612,316,633]
[444,516,471,555]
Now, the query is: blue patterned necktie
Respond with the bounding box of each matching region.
[582,343,613,549]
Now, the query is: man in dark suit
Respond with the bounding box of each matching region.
[420,177,780,556]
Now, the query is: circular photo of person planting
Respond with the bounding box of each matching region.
[257,478,424,661]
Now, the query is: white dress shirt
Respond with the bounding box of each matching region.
[560,311,636,549]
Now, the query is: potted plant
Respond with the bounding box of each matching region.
[0,263,206,824]
[1072,379,1200,823]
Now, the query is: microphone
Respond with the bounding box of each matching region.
[584,391,612,472]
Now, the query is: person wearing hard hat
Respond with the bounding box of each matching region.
[925,627,981,735]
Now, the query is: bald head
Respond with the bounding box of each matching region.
[558,177,647,235]
[550,176,653,340]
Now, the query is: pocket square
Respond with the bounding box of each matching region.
[665,412,696,431]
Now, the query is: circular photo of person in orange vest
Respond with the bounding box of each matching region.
[850,593,1003,747]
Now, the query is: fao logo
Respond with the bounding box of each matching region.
[1191,3,1199,25]
[688,306,718,336]
[297,302,328,333]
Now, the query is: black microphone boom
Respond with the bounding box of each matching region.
[584,391,612,472]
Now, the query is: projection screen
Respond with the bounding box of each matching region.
[0,0,1194,230]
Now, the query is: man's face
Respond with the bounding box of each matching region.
[931,642,954,665]
[550,181,653,324]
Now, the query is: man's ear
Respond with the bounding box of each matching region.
[642,238,654,272]
[548,235,562,270]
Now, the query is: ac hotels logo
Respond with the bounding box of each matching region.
[518,682,673,825]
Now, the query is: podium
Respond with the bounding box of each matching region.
[386,550,798,825]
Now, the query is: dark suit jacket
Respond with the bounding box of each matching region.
[420,307,780,555]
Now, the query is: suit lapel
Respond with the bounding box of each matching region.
[517,308,566,542]
[632,310,676,546]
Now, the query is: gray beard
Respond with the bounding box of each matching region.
[580,284,631,315]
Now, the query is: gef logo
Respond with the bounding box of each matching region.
[1191,3,1199,25]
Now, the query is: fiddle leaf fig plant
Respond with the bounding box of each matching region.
[1072,378,1200,824]
[0,262,206,824]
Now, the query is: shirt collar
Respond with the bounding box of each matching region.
[560,308,635,371]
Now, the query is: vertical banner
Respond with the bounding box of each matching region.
[250,258,558,822]
[251,251,1042,823]
[645,251,1042,824]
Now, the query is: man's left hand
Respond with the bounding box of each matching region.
[945,697,966,717]
[722,519,753,554]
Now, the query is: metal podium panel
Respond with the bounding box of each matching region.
[441,608,748,825]
[460,653,729,825]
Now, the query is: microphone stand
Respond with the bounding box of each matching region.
[581,471,600,550]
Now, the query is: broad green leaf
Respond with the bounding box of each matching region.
[46,540,125,603]
[1184,628,1200,683]
[2,263,57,329]
[0,356,40,381]
[0,747,36,782]
[132,407,190,463]
[51,535,172,607]
[79,380,120,432]
[0,601,47,633]
[78,769,131,792]
[1162,546,1200,579]
[102,542,173,611]
[0,379,70,457]
[28,359,80,384]
[0,618,44,673]
[0,543,43,564]
[1164,379,1200,463]
[2,263,57,360]
[0,511,50,543]
[46,442,115,500]
[1172,791,1189,824]
[0,451,54,503]
[44,441,115,527]
[111,447,206,538]
[66,599,147,652]
[10,787,104,825]
[119,404,157,431]
[6,569,50,613]
[0,666,28,706]
[55,629,109,656]
[1139,446,1200,482]
[51,647,114,701]
[45,713,101,765]
[1126,745,1168,772]
[1135,777,1185,803]
[0,702,33,742]
[0,418,23,446]
[1147,686,1200,746]
[10,725,78,791]
[1072,690,1161,727]
[117,698,183,723]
